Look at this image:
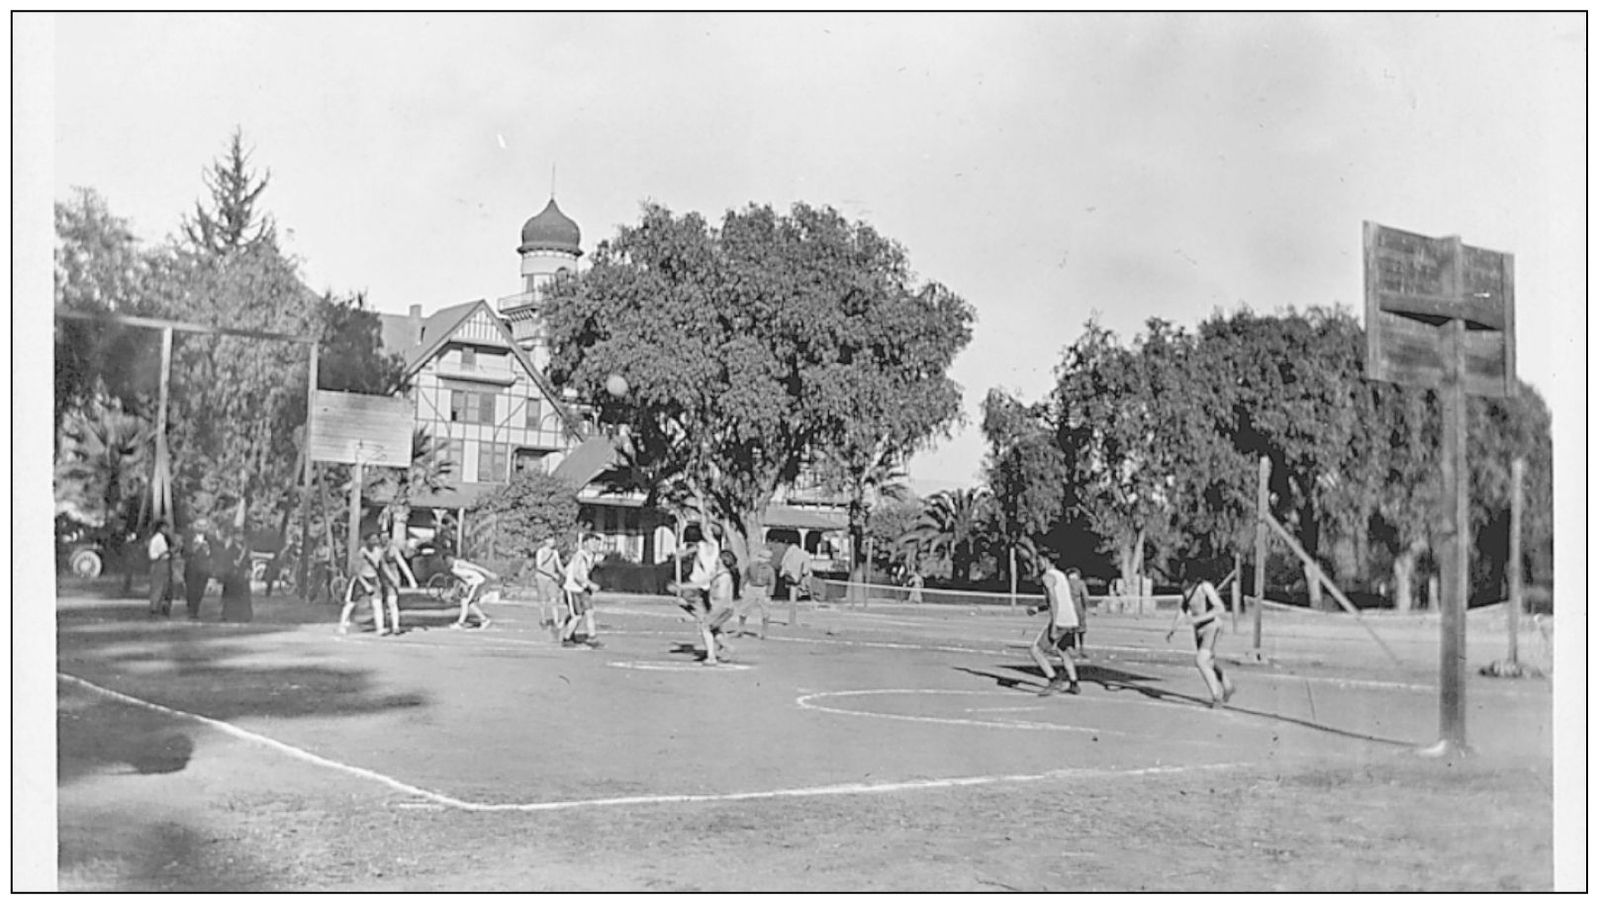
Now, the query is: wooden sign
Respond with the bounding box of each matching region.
[1363,222,1516,398]
[307,390,414,466]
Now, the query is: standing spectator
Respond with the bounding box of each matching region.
[219,528,253,623]
[147,520,175,616]
[906,570,925,604]
[780,542,813,603]
[736,546,775,639]
[1066,567,1091,660]
[533,536,565,641]
[182,522,213,620]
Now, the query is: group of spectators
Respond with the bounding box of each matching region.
[144,519,255,623]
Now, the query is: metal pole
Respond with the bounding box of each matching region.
[1508,457,1525,666]
[1436,316,1469,751]
[299,354,318,597]
[1253,456,1270,654]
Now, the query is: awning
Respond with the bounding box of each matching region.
[551,435,624,487]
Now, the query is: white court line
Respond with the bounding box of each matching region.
[796,688,1128,735]
[58,671,1239,813]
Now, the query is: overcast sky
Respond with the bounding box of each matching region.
[37,12,1586,494]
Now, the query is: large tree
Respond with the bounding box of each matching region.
[53,188,164,427]
[181,128,277,257]
[541,201,973,561]
[981,388,1069,583]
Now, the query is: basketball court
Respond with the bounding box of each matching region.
[54,589,1554,890]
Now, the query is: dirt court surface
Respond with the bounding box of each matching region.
[51,586,1556,891]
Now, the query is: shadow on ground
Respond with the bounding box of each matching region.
[57,593,430,785]
[953,661,1413,748]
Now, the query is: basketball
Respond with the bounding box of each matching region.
[605,374,629,397]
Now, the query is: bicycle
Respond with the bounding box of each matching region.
[308,559,352,605]
[427,571,466,604]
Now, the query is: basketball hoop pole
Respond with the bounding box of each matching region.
[347,446,366,575]
[1435,314,1470,753]
[299,349,318,596]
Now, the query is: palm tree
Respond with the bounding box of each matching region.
[818,436,912,595]
[54,395,154,586]
[901,487,993,586]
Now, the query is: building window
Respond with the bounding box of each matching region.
[461,347,476,368]
[524,398,543,429]
[450,389,498,425]
[478,442,510,484]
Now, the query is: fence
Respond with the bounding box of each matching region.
[810,578,1183,615]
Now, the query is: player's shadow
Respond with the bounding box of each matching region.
[953,663,1412,747]
[667,642,709,661]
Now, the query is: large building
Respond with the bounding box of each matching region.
[379,196,847,567]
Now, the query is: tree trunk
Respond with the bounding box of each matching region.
[1304,560,1326,610]
[1392,546,1419,613]
[848,501,866,605]
[1117,535,1138,598]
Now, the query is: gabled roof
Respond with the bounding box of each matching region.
[379,300,585,444]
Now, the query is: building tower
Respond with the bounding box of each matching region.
[498,196,583,370]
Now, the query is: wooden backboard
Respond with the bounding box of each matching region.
[1363,221,1516,398]
[307,390,414,466]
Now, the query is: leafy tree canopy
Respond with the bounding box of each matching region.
[471,470,581,562]
[541,201,973,556]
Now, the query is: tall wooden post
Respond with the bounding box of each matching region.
[1009,547,1018,609]
[1436,315,1469,751]
[1507,457,1525,665]
[1231,553,1242,632]
[1253,456,1270,654]
[153,326,174,524]
[347,458,365,575]
[298,352,318,596]
[865,534,874,610]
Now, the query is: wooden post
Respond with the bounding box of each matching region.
[347,458,364,575]
[1253,456,1270,654]
[864,534,874,610]
[1231,553,1242,633]
[1009,547,1018,609]
[1436,314,1470,751]
[152,326,174,524]
[298,352,318,597]
[1263,512,1402,665]
[1508,457,1525,665]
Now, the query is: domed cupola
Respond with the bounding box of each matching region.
[518,198,582,256]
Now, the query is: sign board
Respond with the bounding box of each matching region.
[1363,222,1516,398]
[307,390,414,466]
